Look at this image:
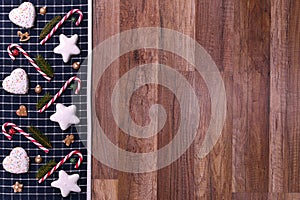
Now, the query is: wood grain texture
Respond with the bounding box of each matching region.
[92,0,120,180]
[92,180,118,200]
[232,0,270,193]
[269,0,290,193]
[91,0,300,199]
[117,1,159,199]
[156,0,196,199]
[286,0,300,192]
[194,0,233,199]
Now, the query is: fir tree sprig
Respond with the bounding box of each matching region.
[27,126,52,149]
[36,93,52,110]
[35,55,54,78]
[40,16,62,39]
[36,160,57,179]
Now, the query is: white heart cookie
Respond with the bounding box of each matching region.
[9,2,36,29]
[2,68,29,94]
[2,147,29,174]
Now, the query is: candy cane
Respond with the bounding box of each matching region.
[38,150,83,183]
[40,9,83,45]
[2,122,49,153]
[7,44,52,81]
[39,76,81,113]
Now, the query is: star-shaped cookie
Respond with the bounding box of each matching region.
[50,103,80,131]
[51,170,81,197]
[53,34,80,63]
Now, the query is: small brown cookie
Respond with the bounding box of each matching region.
[12,181,23,193]
[63,134,75,147]
[16,105,27,117]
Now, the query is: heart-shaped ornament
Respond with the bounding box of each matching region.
[2,147,29,174]
[2,68,29,94]
[9,2,36,29]
[16,105,27,117]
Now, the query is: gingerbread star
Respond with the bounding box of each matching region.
[12,181,23,193]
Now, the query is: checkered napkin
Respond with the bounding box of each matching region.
[0,0,89,199]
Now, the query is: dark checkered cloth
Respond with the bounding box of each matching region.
[0,0,89,199]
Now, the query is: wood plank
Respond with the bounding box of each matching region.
[92,179,118,200]
[157,65,195,200]
[117,0,159,199]
[269,0,290,193]
[270,0,300,193]
[287,0,300,192]
[156,0,196,199]
[92,0,120,180]
[232,0,270,192]
[117,53,158,199]
[158,0,196,71]
[233,193,300,200]
[194,0,234,199]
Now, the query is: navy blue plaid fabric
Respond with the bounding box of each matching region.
[0,0,89,199]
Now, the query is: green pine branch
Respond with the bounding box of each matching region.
[36,160,57,179]
[36,93,52,110]
[27,126,52,149]
[40,16,62,39]
[35,55,54,78]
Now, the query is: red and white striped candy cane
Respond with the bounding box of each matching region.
[39,76,81,113]
[38,150,83,183]
[7,44,52,81]
[40,9,83,45]
[2,122,49,153]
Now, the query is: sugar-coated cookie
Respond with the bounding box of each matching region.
[50,103,80,131]
[9,2,36,29]
[2,147,29,174]
[2,68,29,94]
[51,170,81,197]
[53,34,80,63]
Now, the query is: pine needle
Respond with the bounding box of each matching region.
[35,55,54,78]
[27,126,52,149]
[36,160,57,179]
[40,16,62,39]
[36,93,52,110]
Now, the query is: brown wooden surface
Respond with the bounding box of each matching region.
[91,0,300,199]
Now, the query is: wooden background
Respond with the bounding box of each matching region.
[91,0,300,199]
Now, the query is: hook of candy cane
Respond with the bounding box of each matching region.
[2,122,49,153]
[7,44,52,81]
[40,9,83,45]
[38,150,83,183]
[39,76,81,113]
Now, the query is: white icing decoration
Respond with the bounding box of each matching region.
[2,147,29,174]
[50,103,80,131]
[51,170,81,197]
[2,68,29,94]
[9,2,36,29]
[53,34,80,63]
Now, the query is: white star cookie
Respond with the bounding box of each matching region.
[53,34,80,63]
[50,103,80,131]
[51,170,81,197]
